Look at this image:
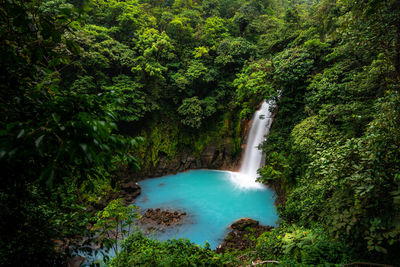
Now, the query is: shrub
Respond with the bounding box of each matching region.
[256,226,351,265]
[110,232,229,266]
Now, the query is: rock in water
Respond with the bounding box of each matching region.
[67,256,85,267]
[230,217,259,230]
[138,208,188,233]
[216,218,273,253]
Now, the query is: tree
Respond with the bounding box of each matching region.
[0,1,141,265]
[92,199,141,259]
[177,97,204,128]
[201,17,230,46]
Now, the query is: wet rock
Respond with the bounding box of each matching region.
[67,256,85,267]
[230,217,259,230]
[138,208,188,233]
[120,181,139,193]
[195,159,202,168]
[223,138,234,158]
[183,155,195,169]
[216,218,273,253]
[201,144,217,166]
[119,180,141,205]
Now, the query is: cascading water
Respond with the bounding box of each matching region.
[230,100,273,189]
[240,101,273,177]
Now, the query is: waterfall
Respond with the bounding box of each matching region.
[229,100,273,189]
[240,101,272,177]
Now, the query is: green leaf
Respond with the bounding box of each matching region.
[80,143,87,152]
[17,129,25,139]
[35,135,45,148]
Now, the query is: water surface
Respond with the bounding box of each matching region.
[135,169,278,248]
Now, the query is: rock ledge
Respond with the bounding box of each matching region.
[138,208,187,233]
[216,218,273,253]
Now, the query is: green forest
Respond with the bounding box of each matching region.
[1,0,400,266]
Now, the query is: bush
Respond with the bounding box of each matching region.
[256,226,351,265]
[110,232,229,266]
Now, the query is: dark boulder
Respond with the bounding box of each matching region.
[230,217,259,230]
[67,256,85,267]
[138,208,188,233]
[216,218,273,253]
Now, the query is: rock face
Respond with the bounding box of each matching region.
[132,138,242,180]
[216,218,273,253]
[138,208,188,233]
[118,117,256,182]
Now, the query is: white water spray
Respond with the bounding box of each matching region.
[230,101,273,189]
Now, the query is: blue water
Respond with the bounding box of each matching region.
[134,169,278,248]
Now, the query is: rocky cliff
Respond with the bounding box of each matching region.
[130,137,242,180]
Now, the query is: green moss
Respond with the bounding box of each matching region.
[232,117,243,155]
[193,133,212,157]
[135,108,243,170]
[149,126,179,165]
[136,124,180,169]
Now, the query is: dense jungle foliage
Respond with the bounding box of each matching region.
[1,0,399,265]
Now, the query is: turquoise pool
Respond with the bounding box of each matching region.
[135,169,278,248]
